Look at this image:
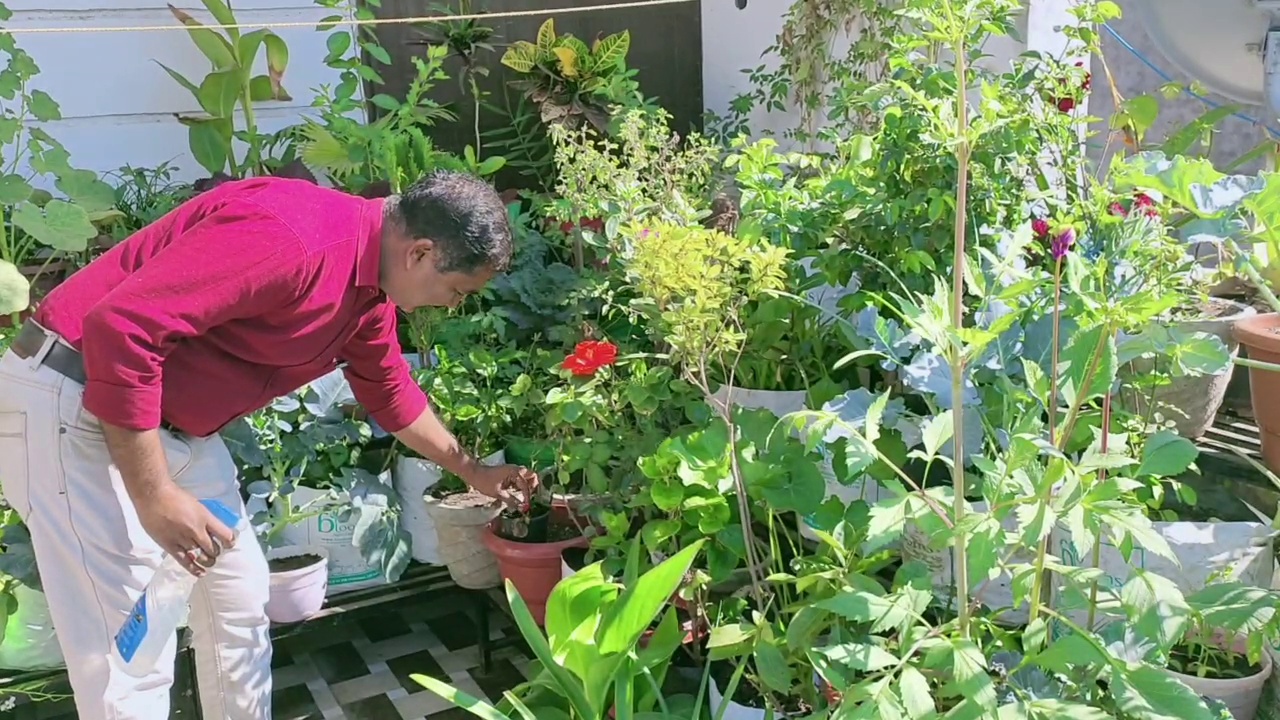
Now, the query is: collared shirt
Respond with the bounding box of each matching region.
[35,177,427,437]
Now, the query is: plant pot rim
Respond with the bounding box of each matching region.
[265,545,329,578]
[482,521,588,559]
[1165,641,1273,688]
[1233,312,1280,353]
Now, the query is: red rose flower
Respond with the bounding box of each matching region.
[1032,218,1051,237]
[1056,97,1076,113]
[562,340,618,376]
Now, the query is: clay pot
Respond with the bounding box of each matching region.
[483,521,587,626]
[1233,314,1280,470]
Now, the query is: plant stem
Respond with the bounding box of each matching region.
[1048,258,1063,441]
[240,81,258,176]
[1085,392,1111,630]
[949,14,972,639]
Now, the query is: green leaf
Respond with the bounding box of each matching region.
[200,0,238,39]
[921,410,954,459]
[156,62,201,98]
[1034,633,1110,674]
[325,31,352,61]
[369,94,400,111]
[1119,95,1160,139]
[27,90,60,122]
[1124,570,1190,652]
[197,69,240,118]
[504,581,596,718]
[364,41,392,66]
[754,641,793,694]
[535,18,556,51]
[0,260,30,315]
[11,199,97,252]
[412,673,508,719]
[475,155,506,176]
[591,31,630,70]
[169,5,237,70]
[816,641,898,672]
[500,41,538,73]
[249,75,275,103]
[597,540,703,656]
[56,169,116,214]
[263,33,289,93]
[186,117,231,175]
[0,174,32,204]
[1058,325,1117,409]
[1136,431,1197,478]
[1110,664,1214,720]
[898,665,935,719]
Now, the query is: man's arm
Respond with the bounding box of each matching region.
[340,304,534,502]
[80,200,309,571]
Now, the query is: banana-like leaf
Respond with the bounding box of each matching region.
[168,4,236,69]
[412,674,509,720]
[506,580,598,718]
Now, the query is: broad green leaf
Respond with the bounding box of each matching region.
[921,410,954,459]
[597,540,704,656]
[553,46,578,79]
[169,5,237,69]
[1136,431,1197,478]
[1110,664,1214,720]
[200,0,239,39]
[816,641,898,672]
[1162,105,1238,157]
[754,641,792,694]
[898,665,934,719]
[544,561,614,650]
[186,118,231,175]
[1019,699,1114,720]
[57,169,116,214]
[1034,632,1110,674]
[249,75,276,103]
[0,174,32,204]
[501,41,538,73]
[412,673,508,719]
[1119,95,1159,139]
[11,199,96,252]
[1111,151,1261,218]
[325,30,352,61]
[504,580,596,718]
[27,90,60,122]
[0,259,30,315]
[197,69,240,118]
[1058,325,1117,409]
[1124,570,1190,653]
[263,32,289,92]
[535,18,556,51]
[591,31,630,69]
[476,156,506,176]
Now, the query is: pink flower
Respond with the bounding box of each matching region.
[1032,218,1051,238]
[1110,202,1127,217]
[1050,227,1076,261]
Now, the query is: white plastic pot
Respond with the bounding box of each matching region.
[265,545,329,624]
[709,676,768,720]
[395,449,504,565]
[1169,644,1274,720]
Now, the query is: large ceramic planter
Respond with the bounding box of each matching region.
[1120,299,1255,439]
[265,545,329,624]
[394,449,505,565]
[483,522,587,626]
[1168,642,1274,720]
[1234,313,1280,471]
[424,492,503,589]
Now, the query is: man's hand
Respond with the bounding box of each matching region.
[464,464,539,509]
[135,485,236,577]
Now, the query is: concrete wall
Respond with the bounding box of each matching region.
[7,1,348,184]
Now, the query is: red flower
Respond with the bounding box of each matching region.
[1133,193,1154,208]
[1056,97,1076,113]
[1076,61,1092,91]
[579,217,605,234]
[559,220,576,234]
[1032,218,1051,237]
[562,340,618,376]
[1109,202,1127,217]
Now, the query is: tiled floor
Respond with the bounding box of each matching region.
[6,586,534,720]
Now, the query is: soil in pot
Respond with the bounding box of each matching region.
[269,553,324,573]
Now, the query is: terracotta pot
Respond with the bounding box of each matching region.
[483,522,587,626]
[1233,314,1280,471]
[265,546,329,624]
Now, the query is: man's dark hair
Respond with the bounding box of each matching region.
[387,171,513,273]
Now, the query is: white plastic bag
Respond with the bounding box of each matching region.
[280,485,387,595]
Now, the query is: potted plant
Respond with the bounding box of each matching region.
[1159,582,1280,720]
[412,540,706,718]
[482,490,588,626]
[395,337,537,566]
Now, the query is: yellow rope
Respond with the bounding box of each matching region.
[0,0,696,35]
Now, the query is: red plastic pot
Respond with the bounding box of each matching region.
[483,522,587,626]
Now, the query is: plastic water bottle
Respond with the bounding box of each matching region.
[112,499,243,677]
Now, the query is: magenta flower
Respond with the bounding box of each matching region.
[1050,227,1076,261]
[1032,218,1051,238]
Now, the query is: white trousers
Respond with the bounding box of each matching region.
[0,340,273,720]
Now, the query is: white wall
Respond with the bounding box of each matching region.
[8,1,347,183]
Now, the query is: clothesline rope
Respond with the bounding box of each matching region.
[0,0,696,35]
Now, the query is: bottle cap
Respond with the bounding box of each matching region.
[199,499,242,530]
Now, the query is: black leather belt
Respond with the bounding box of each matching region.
[8,322,184,435]
[10,321,87,385]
